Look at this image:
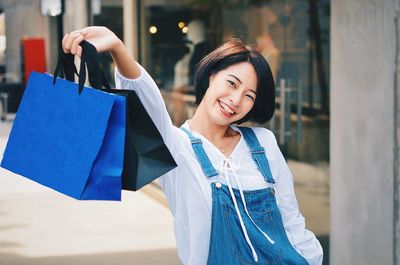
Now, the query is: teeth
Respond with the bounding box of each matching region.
[219,101,235,115]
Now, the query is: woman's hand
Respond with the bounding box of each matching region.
[62,26,122,57]
[62,26,140,79]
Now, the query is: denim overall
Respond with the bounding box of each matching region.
[181,127,309,265]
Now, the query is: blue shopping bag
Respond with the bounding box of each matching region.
[1,71,126,201]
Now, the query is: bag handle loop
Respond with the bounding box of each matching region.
[53,40,111,94]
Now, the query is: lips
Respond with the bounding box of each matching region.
[218,100,236,117]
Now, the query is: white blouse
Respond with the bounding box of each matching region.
[115,64,323,265]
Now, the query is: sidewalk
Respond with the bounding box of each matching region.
[0,121,181,265]
[289,159,330,265]
[289,160,329,236]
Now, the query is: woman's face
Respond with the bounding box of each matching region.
[201,62,258,126]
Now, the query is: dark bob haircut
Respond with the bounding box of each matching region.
[194,38,275,124]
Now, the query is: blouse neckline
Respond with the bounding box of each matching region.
[182,121,243,160]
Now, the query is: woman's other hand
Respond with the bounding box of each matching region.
[62,26,140,79]
[62,26,122,57]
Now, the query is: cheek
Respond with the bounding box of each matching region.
[236,101,254,119]
[204,85,222,102]
[201,90,217,108]
[244,99,256,111]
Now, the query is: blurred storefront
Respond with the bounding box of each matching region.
[0,0,331,254]
[0,0,329,164]
[0,0,331,263]
[0,0,331,162]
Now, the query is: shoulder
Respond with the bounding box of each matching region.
[241,126,278,146]
[172,126,198,152]
[233,125,279,151]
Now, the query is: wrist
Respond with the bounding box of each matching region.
[110,39,125,57]
[109,38,140,79]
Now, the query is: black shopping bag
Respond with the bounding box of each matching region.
[61,41,177,191]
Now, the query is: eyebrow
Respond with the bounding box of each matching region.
[227,74,257,95]
[228,74,242,84]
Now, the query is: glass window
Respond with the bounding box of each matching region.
[141,0,330,126]
[140,1,330,262]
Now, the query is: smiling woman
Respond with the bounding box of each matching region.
[62,26,323,265]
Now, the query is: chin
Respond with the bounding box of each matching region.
[208,104,245,126]
[214,115,243,127]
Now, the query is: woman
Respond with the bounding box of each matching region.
[62,26,323,265]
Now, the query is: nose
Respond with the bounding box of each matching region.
[229,90,243,107]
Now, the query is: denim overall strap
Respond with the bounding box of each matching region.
[180,127,219,178]
[237,127,275,184]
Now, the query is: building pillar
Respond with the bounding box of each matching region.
[63,0,87,34]
[394,1,400,263]
[331,0,399,264]
[123,0,138,60]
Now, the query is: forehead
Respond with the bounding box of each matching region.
[217,62,258,90]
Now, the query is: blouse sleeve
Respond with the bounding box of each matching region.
[268,130,324,265]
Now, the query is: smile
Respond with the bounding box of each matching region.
[218,100,236,116]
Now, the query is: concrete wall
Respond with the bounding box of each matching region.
[396,5,400,261]
[331,0,399,264]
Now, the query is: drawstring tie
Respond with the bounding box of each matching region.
[222,159,275,263]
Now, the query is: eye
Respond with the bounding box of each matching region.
[246,94,255,101]
[227,79,236,88]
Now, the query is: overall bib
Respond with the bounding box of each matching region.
[181,127,309,265]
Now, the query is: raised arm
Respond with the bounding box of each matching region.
[62,26,180,156]
[62,26,139,79]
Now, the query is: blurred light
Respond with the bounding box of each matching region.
[48,8,61,16]
[182,26,188,34]
[178,21,185,29]
[149,26,158,34]
[0,35,6,53]
[40,0,63,16]
[92,0,102,15]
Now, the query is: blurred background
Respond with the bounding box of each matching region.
[0,0,398,264]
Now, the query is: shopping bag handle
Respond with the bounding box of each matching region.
[53,40,111,94]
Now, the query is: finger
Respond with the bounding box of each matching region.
[62,34,70,53]
[62,32,81,53]
[70,34,84,55]
[76,46,83,58]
